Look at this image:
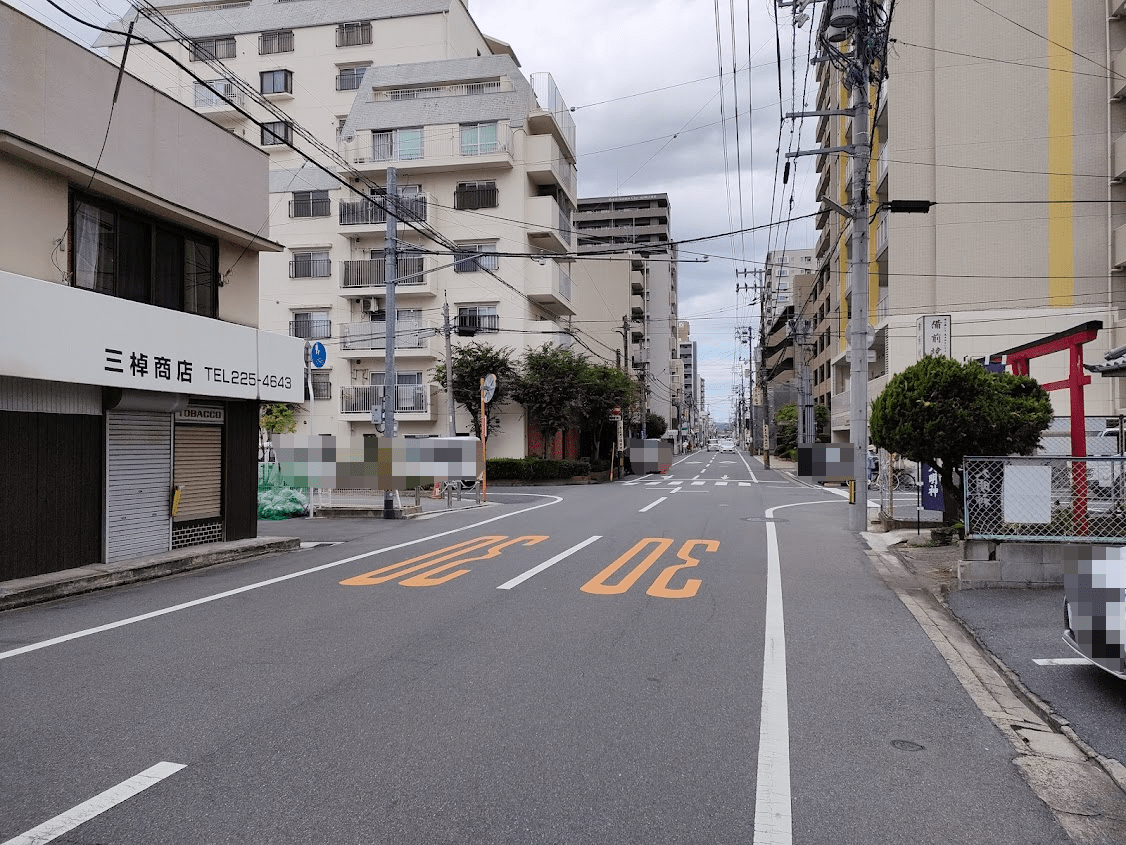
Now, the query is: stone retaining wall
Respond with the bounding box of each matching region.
[958,540,1064,589]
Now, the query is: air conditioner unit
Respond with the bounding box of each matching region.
[361,297,375,312]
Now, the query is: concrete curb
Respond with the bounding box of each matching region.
[0,537,300,613]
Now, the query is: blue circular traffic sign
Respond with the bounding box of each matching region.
[311,342,327,368]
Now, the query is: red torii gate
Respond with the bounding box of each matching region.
[997,320,1102,534]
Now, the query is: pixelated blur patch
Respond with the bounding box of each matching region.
[1063,545,1126,675]
[273,434,481,489]
[628,439,673,474]
[797,443,855,484]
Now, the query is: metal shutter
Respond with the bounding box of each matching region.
[174,425,222,521]
[106,411,171,562]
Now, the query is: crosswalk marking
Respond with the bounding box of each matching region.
[715,481,728,486]
[692,481,706,486]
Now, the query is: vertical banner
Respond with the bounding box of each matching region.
[920,462,944,511]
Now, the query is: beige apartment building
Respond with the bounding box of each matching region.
[808,0,1124,443]
[575,194,682,439]
[99,0,585,459]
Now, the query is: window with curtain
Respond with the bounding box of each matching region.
[460,122,498,155]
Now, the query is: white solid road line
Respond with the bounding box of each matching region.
[496,535,603,590]
[736,450,760,482]
[0,495,565,663]
[1033,657,1092,666]
[639,497,668,513]
[2,761,185,845]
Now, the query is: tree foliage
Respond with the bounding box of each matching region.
[645,413,667,439]
[774,403,830,456]
[260,403,297,434]
[434,342,518,440]
[870,355,1052,522]
[574,364,637,460]
[514,343,588,457]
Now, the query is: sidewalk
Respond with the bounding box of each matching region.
[0,489,492,614]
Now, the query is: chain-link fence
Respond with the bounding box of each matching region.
[964,456,1126,543]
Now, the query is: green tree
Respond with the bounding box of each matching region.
[514,343,587,458]
[575,364,637,461]
[434,342,517,441]
[774,403,831,457]
[645,412,667,439]
[260,403,297,434]
[870,355,1052,523]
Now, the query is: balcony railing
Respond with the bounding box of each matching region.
[557,264,572,301]
[457,314,500,333]
[340,320,428,351]
[340,255,426,288]
[341,385,429,414]
[336,22,372,47]
[259,30,293,55]
[290,319,331,339]
[877,144,888,183]
[309,376,331,401]
[343,124,512,166]
[193,80,244,109]
[339,194,427,225]
[876,210,888,254]
[289,197,331,218]
[530,72,577,154]
[290,259,331,279]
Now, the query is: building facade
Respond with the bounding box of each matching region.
[807,0,1122,443]
[100,0,582,459]
[0,6,303,579]
[575,194,680,436]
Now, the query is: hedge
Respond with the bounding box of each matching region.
[484,457,591,481]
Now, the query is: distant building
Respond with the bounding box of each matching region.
[0,6,303,577]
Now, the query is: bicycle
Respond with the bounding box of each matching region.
[869,467,916,492]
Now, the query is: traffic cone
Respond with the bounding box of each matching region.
[431,480,441,499]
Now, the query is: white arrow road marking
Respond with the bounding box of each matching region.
[2,762,186,845]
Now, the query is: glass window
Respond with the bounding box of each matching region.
[259,30,293,55]
[336,21,372,47]
[337,66,367,91]
[72,201,115,294]
[191,36,236,61]
[460,122,499,156]
[454,180,498,210]
[261,121,292,146]
[290,250,331,278]
[290,190,330,218]
[453,244,499,273]
[457,305,499,333]
[260,69,292,95]
[372,128,423,162]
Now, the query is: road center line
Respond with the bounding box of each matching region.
[496,535,602,590]
[0,495,565,663]
[639,497,668,513]
[2,761,185,845]
[754,500,841,845]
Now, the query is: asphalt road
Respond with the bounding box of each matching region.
[0,453,1072,844]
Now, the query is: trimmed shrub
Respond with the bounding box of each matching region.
[487,458,532,480]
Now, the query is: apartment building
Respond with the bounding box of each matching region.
[100,0,580,459]
[0,6,303,579]
[810,0,1121,443]
[575,194,680,434]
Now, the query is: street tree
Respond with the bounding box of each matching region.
[645,413,667,439]
[869,355,1052,524]
[774,403,830,457]
[260,403,297,434]
[575,364,637,461]
[434,342,517,441]
[514,343,587,458]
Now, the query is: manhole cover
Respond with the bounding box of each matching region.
[891,739,926,752]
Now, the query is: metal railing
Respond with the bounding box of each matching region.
[876,210,888,254]
[258,30,293,54]
[309,376,331,401]
[454,185,498,210]
[340,255,426,288]
[530,72,577,153]
[457,313,500,333]
[336,22,372,47]
[557,264,572,301]
[340,321,428,351]
[964,456,1126,543]
[290,319,331,339]
[339,194,427,225]
[289,197,330,218]
[194,80,243,108]
[341,385,429,414]
[289,258,331,279]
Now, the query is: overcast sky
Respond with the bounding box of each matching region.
[14,0,819,424]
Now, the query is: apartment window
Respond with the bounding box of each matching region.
[454,244,499,273]
[190,36,236,61]
[372,128,423,161]
[336,21,372,47]
[260,69,293,95]
[261,120,292,146]
[372,371,426,412]
[336,66,368,91]
[309,370,331,400]
[69,190,217,317]
[290,310,331,339]
[258,30,293,55]
[290,250,331,278]
[460,122,499,156]
[290,190,330,218]
[454,181,498,211]
[457,305,499,334]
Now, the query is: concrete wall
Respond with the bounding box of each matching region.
[959,540,1065,589]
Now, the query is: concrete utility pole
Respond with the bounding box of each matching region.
[382,167,398,517]
[442,301,455,437]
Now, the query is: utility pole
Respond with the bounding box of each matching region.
[442,300,455,437]
[382,167,398,517]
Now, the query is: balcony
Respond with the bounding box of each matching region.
[340,385,432,421]
[526,195,573,253]
[831,388,851,432]
[339,193,428,227]
[630,278,644,295]
[1115,48,1126,100]
[1114,222,1126,270]
[529,73,577,160]
[339,255,432,296]
[339,320,434,357]
[876,144,888,188]
[341,124,513,174]
[525,134,577,202]
[527,259,575,315]
[875,210,888,256]
[289,319,331,339]
[193,80,244,115]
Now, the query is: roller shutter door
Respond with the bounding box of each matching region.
[106,411,171,562]
[174,425,222,521]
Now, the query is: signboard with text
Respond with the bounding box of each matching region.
[2,270,304,402]
[916,315,951,359]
